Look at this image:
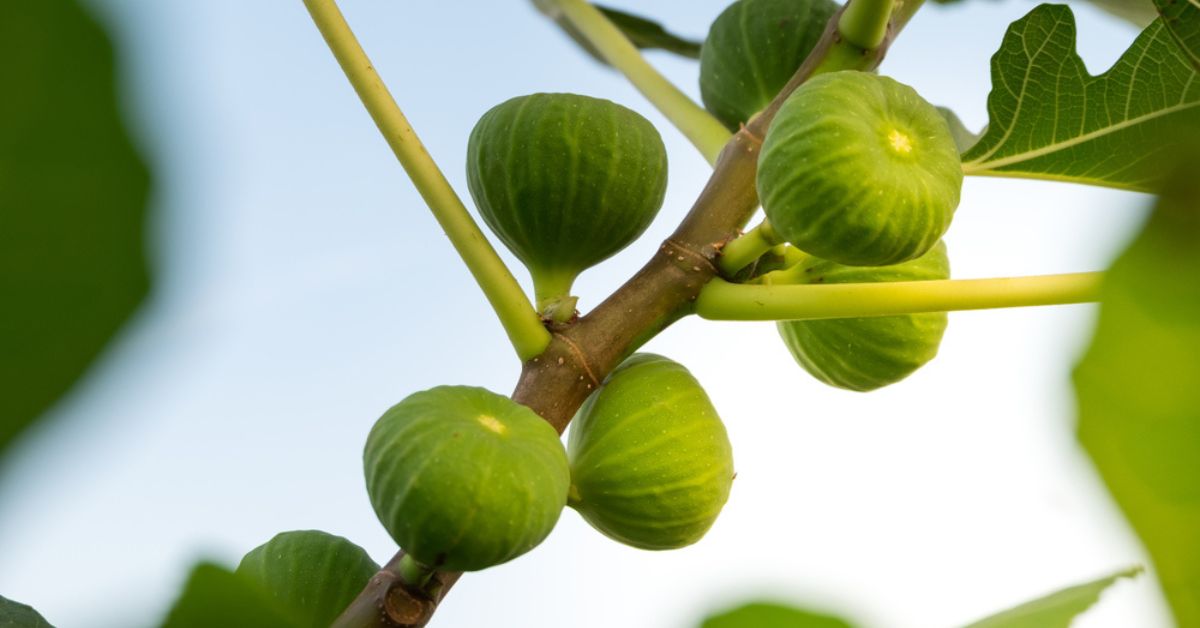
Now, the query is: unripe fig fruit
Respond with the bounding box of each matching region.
[776,242,950,391]
[363,385,570,572]
[466,93,668,310]
[699,0,838,131]
[758,72,963,267]
[235,530,378,628]
[567,354,734,550]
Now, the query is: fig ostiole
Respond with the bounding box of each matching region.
[700,0,838,131]
[772,242,951,392]
[567,353,735,550]
[235,530,379,628]
[758,71,964,267]
[363,385,570,572]
[466,93,668,319]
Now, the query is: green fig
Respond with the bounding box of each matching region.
[699,0,839,131]
[235,530,378,628]
[758,71,963,267]
[363,385,570,572]
[775,242,951,391]
[567,354,734,550]
[466,93,668,313]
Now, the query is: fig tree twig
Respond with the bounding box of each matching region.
[329,3,912,627]
[302,0,551,362]
[694,273,1104,321]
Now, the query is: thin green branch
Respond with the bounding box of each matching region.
[694,272,1103,321]
[303,0,551,361]
[550,0,731,164]
[839,0,895,49]
[717,220,782,276]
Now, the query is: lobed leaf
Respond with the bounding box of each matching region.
[1074,158,1200,627]
[960,567,1141,627]
[1155,0,1200,71]
[960,4,1200,191]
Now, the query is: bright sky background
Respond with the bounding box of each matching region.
[0,1,1174,627]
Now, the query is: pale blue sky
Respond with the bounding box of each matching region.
[0,1,1170,627]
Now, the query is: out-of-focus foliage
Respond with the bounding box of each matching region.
[0,0,151,458]
[1076,158,1200,627]
[960,567,1142,627]
[0,594,54,628]
[699,601,855,628]
[960,5,1200,191]
[159,563,301,628]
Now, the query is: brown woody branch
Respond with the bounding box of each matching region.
[332,1,905,625]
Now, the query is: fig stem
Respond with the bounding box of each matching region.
[717,220,783,277]
[839,0,895,50]
[302,0,552,362]
[695,272,1103,321]
[549,0,732,164]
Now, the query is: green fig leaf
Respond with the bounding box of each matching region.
[1074,160,1200,627]
[236,530,379,628]
[1,595,54,628]
[960,5,1200,191]
[534,1,701,66]
[160,563,302,628]
[960,567,1141,628]
[1155,0,1200,71]
[0,0,151,457]
[699,602,855,628]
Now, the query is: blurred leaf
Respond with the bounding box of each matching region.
[936,106,984,153]
[960,567,1141,627]
[596,5,702,58]
[533,1,701,66]
[160,563,302,628]
[700,601,855,628]
[1075,157,1200,627]
[1155,0,1200,70]
[1085,0,1158,26]
[960,5,1200,191]
[0,1,151,456]
[0,595,54,628]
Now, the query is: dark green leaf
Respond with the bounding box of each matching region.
[0,0,151,456]
[0,595,54,628]
[960,568,1142,627]
[960,5,1200,191]
[1075,159,1200,627]
[1155,0,1200,71]
[700,602,855,628]
[533,0,702,66]
[160,563,302,628]
[597,5,702,58]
